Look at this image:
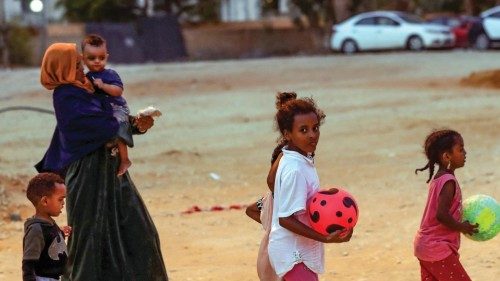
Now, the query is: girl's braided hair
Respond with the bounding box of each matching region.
[271,92,326,164]
[415,129,462,183]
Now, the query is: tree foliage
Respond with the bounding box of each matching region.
[153,0,220,23]
[56,0,141,22]
[290,0,335,28]
[5,25,34,65]
[57,0,220,23]
[416,0,464,13]
[464,0,500,15]
[56,0,500,23]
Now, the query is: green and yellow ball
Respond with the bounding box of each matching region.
[462,194,500,241]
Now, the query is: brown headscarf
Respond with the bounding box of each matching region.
[40,43,94,93]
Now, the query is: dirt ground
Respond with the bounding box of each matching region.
[1,51,499,280]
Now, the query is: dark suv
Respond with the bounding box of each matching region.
[468,6,500,49]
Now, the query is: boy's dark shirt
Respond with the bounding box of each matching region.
[22,217,68,281]
[86,68,126,107]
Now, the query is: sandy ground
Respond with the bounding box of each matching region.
[0,51,499,280]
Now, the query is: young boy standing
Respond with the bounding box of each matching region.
[22,173,71,281]
[81,34,133,176]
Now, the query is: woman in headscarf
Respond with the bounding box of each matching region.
[35,43,168,281]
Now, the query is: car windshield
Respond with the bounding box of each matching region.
[398,13,424,23]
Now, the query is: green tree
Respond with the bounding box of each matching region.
[57,0,221,23]
[464,0,499,15]
[415,0,498,14]
[416,0,463,13]
[290,0,335,28]
[7,25,34,65]
[153,0,220,23]
[57,0,142,22]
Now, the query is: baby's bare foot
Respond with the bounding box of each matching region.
[117,159,132,176]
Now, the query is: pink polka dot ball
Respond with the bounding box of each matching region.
[307,187,359,236]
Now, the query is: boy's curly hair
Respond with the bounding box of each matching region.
[415,129,462,183]
[26,173,65,206]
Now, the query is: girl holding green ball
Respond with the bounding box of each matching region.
[413,129,478,281]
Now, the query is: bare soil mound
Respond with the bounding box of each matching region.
[460,69,500,88]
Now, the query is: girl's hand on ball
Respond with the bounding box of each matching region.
[339,228,353,239]
[460,221,479,235]
[324,228,353,243]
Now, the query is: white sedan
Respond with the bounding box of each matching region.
[469,5,500,49]
[330,11,455,54]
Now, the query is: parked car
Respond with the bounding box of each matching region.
[426,15,478,48]
[330,11,455,54]
[468,6,500,50]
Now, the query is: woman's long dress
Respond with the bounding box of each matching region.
[62,145,168,281]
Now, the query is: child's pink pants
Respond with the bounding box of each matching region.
[283,263,318,281]
[418,253,471,281]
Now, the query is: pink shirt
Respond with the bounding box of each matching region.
[414,173,463,262]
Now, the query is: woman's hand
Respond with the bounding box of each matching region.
[134,115,154,133]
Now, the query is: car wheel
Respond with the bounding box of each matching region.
[474,33,490,50]
[341,40,358,54]
[407,36,424,51]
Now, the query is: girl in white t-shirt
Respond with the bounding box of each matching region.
[268,92,353,281]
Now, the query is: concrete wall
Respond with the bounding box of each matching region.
[33,21,327,64]
[182,25,326,60]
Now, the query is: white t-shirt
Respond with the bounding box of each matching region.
[268,148,324,277]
